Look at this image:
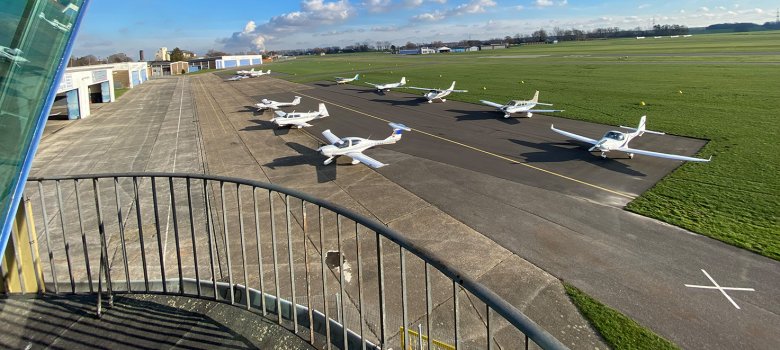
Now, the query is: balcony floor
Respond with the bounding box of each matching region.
[0,294,315,349]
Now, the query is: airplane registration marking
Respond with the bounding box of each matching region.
[685,269,755,310]
[296,91,635,199]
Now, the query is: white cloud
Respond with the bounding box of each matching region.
[535,0,554,7]
[717,6,726,11]
[449,0,496,15]
[413,11,445,21]
[699,7,709,12]
[362,0,393,13]
[217,0,353,51]
[515,5,525,11]
[638,4,651,10]
[411,0,495,21]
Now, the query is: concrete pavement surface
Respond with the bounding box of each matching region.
[234,77,779,349]
[28,75,607,349]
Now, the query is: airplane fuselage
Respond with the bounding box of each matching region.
[319,137,397,159]
[272,114,319,128]
[424,90,451,102]
[589,131,638,157]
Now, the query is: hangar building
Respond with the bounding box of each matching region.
[187,54,263,72]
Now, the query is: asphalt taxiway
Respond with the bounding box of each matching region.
[232,76,780,350]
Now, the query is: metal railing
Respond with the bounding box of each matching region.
[10,172,567,350]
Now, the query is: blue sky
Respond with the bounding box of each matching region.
[73,0,778,58]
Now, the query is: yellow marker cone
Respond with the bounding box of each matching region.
[640,101,646,106]
[679,90,683,94]
[483,87,487,90]
[521,80,525,84]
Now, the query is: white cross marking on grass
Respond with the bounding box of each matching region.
[685,269,755,310]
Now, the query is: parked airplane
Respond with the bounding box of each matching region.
[0,45,28,66]
[365,77,406,92]
[248,69,271,77]
[406,81,468,103]
[335,74,359,84]
[317,122,411,168]
[236,68,256,75]
[270,103,329,128]
[255,96,302,110]
[550,116,711,161]
[480,91,564,118]
[227,75,248,81]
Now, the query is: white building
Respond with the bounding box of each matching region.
[154,47,170,61]
[52,62,149,119]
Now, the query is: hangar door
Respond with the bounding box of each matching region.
[141,69,148,82]
[132,71,140,86]
[239,59,250,66]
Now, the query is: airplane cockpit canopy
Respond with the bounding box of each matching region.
[604,131,625,141]
[508,100,527,107]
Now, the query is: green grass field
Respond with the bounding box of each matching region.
[564,283,679,350]
[264,31,780,260]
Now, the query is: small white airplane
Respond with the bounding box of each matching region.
[550,116,711,162]
[255,96,302,110]
[248,69,271,77]
[365,77,406,92]
[0,45,28,66]
[481,91,564,118]
[406,81,468,103]
[236,68,256,75]
[335,74,359,84]
[317,122,411,168]
[227,75,249,81]
[39,12,72,32]
[270,103,329,128]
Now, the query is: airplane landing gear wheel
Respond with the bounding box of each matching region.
[629,153,634,159]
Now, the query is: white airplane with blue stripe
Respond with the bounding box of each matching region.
[317,123,411,168]
[270,103,328,128]
[406,81,468,103]
[365,77,406,92]
[335,74,359,84]
[481,91,563,118]
[550,116,711,162]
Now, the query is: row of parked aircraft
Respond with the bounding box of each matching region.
[227,68,272,81]
[253,94,409,168]
[248,69,710,167]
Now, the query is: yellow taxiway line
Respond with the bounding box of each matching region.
[296,91,636,200]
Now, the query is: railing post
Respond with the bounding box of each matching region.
[1,198,44,294]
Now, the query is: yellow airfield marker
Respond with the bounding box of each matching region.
[679,90,683,94]
[640,101,646,106]
[521,80,525,84]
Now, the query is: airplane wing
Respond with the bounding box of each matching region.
[528,109,564,113]
[364,82,379,87]
[618,147,711,162]
[550,125,598,145]
[289,121,313,128]
[449,89,468,93]
[480,100,504,108]
[346,152,387,169]
[322,129,343,145]
[405,86,436,91]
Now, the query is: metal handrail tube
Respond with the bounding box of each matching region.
[25,172,569,350]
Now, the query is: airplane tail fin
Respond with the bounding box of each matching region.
[386,122,411,142]
[292,96,301,105]
[354,74,359,81]
[531,91,539,103]
[620,115,664,136]
[400,77,406,86]
[448,81,456,91]
[318,103,329,117]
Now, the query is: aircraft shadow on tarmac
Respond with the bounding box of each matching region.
[448,109,521,125]
[238,105,263,116]
[264,142,337,183]
[368,97,425,107]
[241,119,291,136]
[507,138,647,177]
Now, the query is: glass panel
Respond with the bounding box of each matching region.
[0,0,87,253]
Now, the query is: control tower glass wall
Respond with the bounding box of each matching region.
[0,0,88,256]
